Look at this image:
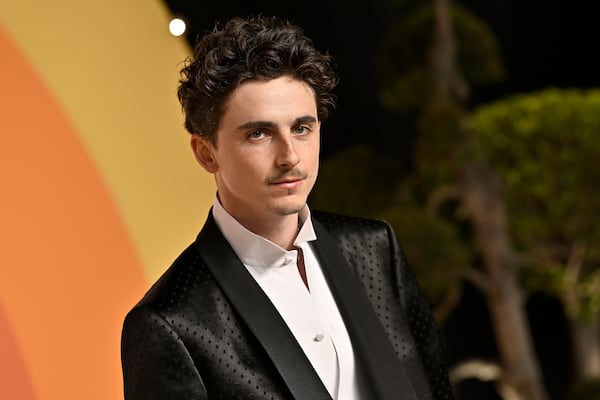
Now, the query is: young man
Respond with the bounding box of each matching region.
[121,15,453,400]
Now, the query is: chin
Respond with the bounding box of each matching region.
[269,199,306,216]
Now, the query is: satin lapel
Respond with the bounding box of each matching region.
[195,214,331,400]
[311,219,419,400]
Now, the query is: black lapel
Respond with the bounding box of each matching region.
[311,219,419,400]
[195,213,331,400]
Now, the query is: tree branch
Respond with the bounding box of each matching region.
[426,184,461,214]
[463,267,494,295]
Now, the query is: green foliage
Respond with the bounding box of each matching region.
[522,263,600,321]
[520,262,568,298]
[377,4,504,114]
[471,88,600,247]
[380,193,470,304]
[471,88,600,319]
[310,145,405,217]
[311,145,470,304]
[579,273,600,321]
[414,99,468,188]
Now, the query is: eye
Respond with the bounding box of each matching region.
[293,125,310,135]
[247,129,266,140]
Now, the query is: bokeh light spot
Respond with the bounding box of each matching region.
[169,18,186,37]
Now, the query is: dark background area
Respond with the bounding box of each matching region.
[164,0,600,157]
[162,1,599,398]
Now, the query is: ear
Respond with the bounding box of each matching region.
[190,134,218,173]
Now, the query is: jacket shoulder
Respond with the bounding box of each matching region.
[312,210,392,237]
[130,243,211,313]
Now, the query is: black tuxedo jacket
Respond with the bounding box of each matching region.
[121,211,453,399]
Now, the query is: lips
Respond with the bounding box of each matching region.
[267,170,308,187]
[271,177,304,190]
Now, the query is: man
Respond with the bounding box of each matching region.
[121,15,453,400]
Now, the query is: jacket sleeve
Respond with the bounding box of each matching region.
[121,307,207,400]
[384,222,454,400]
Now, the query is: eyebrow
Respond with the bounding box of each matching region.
[236,115,317,131]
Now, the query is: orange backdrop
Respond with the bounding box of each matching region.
[0,1,214,399]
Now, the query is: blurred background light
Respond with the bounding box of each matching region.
[169,17,186,36]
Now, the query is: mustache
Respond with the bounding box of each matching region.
[266,169,308,184]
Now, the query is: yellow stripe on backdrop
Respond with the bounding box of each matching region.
[1,0,214,399]
[1,0,215,283]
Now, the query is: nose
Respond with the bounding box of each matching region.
[275,135,300,169]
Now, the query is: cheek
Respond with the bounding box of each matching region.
[306,145,320,172]
[222,153,266,182]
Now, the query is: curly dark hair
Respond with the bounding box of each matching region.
[177,15,338,144]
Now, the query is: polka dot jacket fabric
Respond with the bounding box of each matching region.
[121,211,453,399]
[313,211,453,400]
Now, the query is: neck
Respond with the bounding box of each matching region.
[235,212,300,250]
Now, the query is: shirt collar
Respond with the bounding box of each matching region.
[212,196,317,267]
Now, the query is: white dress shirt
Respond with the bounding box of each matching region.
[212,200,363,400]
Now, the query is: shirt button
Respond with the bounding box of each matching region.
[282,257,292,266]
[313,333,325,342]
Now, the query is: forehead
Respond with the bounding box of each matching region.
[221,77,318,125]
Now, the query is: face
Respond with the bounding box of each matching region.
[191,76,320,228]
